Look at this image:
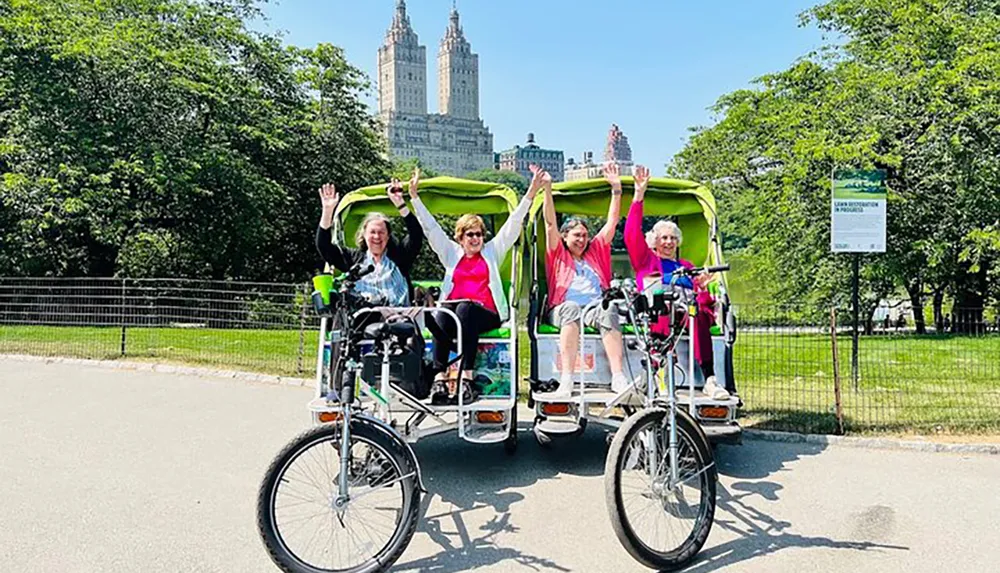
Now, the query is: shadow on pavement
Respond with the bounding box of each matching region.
[394,421,608,572]
[678,441,909,572]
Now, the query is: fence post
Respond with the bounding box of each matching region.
[830,307,845,435]
[120,277,127,357]
[297,283,307,375]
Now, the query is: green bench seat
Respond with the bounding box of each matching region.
[536,324,722,336]
[420,328,511,339]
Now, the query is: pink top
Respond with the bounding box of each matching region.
[624,200,715,333]
[449,253,498,314]
[546,234,612,309]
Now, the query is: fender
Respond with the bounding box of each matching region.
[351,412,427,493]
[648,404,714,464]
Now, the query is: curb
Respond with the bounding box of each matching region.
[5,354,998,454]
[1,354,315,388]
[744,428,1000,455]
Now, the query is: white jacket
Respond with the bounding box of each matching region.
[410,193,532,322]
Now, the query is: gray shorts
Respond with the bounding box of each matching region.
[548,300,622,334]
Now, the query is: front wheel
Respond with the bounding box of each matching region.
[257,421,420,573]
[604,407,716,571]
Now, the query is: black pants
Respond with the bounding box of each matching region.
[427,302,501,372]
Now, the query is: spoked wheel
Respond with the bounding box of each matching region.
[257,422,420,573]
[604,407,716,571]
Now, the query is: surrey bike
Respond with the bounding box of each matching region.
[603,264,729,571]
[256,263,423,573]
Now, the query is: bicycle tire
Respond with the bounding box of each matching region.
[604,407,716,571]
[257,422,420,573]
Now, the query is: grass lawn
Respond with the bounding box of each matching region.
[3,324,998,434]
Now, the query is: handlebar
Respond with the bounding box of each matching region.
[347,263,375,282]
[671,263,730,277]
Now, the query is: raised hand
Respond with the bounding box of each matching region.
[318,183,339,212]
[408,167,420,200]
[633,164,651,201]
[603,162,622,191]
[527,163,545,197]
[387,177,406,209]
[694,271,712,290]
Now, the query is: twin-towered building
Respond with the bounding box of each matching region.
[377,1,493,176]
[376,2,632,183]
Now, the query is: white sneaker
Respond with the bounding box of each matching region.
[611,372,631,395]
[549,374,573,398]
[702,376,730,400]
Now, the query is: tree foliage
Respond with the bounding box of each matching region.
[0,0,388,281]
[671,0,1000,331]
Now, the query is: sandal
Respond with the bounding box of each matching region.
[430,377,450,406]
[453,374,479,404]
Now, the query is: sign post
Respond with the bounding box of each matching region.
[831,169,887,391]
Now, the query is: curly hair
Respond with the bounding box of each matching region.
[646,220,682,250]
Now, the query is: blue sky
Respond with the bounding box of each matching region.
[256,0,830,172]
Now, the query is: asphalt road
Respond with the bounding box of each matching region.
[2,358,999,572]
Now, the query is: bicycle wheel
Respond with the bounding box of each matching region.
[604,407,716,571]
[257,421,420,573]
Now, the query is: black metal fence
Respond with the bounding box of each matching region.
[0,277,317,376]
[2,277,998,434]
[734,303,1000,434]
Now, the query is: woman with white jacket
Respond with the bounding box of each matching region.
[409,167,543,404]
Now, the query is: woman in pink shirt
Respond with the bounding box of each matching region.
[540,163,628,397]
[624,165,728,400]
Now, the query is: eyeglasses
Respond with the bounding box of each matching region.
[464,231,484,238]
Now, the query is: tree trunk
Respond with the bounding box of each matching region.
[952,265,988,334]
[905,282,926,334]
[932,289,945,333]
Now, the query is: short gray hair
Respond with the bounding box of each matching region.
[355,213,392,248]
[559,217,589,236]
[646,220,682,250]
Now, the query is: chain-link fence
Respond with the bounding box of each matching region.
[0,277,317,377]
[735,303,1000,433]
[2,277,998,433]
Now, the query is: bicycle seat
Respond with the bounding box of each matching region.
[363,321,419,340]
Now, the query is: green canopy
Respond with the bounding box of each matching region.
[529,176,721,269]
[332,176,522,286]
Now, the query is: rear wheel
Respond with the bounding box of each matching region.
[257,422,420,573]
[604,407,716,571]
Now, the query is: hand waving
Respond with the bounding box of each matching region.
[633,164,651,201]
[387,178,406,209]
[527,163,546,198]
[319,183,339,212]
[408,167,420,200]
[603,162,622,191]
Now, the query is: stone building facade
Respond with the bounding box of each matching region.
[377,1,493,176]
[564,124,635,181]
[497,133,565,183]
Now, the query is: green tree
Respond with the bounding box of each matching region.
[464,168,528,195]
[671,0,1000,331]
[0,0,388,281]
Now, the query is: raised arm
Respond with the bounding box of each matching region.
[493,165,544,257]
[624,165,653,271]
[407,167,455,263]
[536,164,561,251]
[596,162,623,244]
[316,183,357,272]
[387,174,424,264]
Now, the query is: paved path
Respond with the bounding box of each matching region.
[2,359,998,572]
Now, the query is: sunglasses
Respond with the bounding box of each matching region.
[464,231,484,238]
